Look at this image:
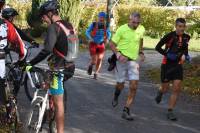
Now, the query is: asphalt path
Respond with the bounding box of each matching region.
[15,47,200,133]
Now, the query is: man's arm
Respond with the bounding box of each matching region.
[15,26,34,43]
[110,41,118,54]
[6,20,27,61]
[139,38,144,54]
[85,23,94,41]
[155,34,170,56]
[30,24,57,65]
[106,27,112,40]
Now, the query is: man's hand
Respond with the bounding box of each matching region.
[117,52,128,63]
[185,54,191,63]
[31,41,40,48]
[88,37,94,43]
[25,65,33,72]
[139,52,145,62]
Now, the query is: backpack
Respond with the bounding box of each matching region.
[54,21,79,62]
[0,19,8,52]
[165,32,190,63]
[90,22,107,41]
[166,33,189,54]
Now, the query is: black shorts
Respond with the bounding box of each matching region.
[161,64,183,83]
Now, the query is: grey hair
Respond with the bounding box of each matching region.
[130,12,141,19]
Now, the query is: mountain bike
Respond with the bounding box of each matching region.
[26,66,69,133]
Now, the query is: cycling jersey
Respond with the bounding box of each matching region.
[85,22,111,44]
[30,20,74,68]
[155,31,190,65]
[0,18,26,78]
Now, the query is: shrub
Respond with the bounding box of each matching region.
[7,0,31,29]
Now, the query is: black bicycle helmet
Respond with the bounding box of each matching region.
[2,8,19,19]
[0,0,5,10]
[39,0,60,17]
[0,0,5,3]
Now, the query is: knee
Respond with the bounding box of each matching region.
[130,82,137,90]
[116,82,125,90]
[173,86,181,94]
[91,59,97,65]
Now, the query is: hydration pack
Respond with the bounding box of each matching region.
[54,21,79,62]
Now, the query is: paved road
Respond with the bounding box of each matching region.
[16,48,200,133]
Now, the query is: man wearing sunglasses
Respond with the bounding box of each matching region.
[155,18,191,121]
[110,12,145,121]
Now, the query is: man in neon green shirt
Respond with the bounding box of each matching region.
[110,12,145,121]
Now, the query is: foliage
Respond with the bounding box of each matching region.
[58,0,81,29]
[7,0,31,29]
[80,5,200,38]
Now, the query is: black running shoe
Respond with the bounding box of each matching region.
[121,107,134,121]
[94,73,97,80]
[87,65,93,75]
[167,110,177,121]
[155,91,163,104]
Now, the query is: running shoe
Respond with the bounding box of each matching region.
[94,73,97,80]
[87,65,93,75]
[167,110,177,121]
[121,107,134,121]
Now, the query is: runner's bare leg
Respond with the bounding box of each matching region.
[168,80,182,109]
[53,95,64,133]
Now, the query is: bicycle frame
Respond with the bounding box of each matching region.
[27,75,53,133]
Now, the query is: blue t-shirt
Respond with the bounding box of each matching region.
[85,22,111,44]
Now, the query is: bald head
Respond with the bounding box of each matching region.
[129,12,141,19]
[128,12,141,29]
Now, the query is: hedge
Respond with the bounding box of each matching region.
[80,5,200,39]
[7,1,200,39]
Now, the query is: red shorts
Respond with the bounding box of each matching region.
[89,42,105,55]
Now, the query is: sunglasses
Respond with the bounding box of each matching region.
[129,20,141,24]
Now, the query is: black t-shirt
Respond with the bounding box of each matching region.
[155,31,190,64]
[30,20,74,67]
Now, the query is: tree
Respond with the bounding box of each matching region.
[58,0,81,29]
[27,0,45,28]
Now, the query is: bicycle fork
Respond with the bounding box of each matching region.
[28,89,48,133]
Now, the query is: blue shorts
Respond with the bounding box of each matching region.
[49,73,64,95]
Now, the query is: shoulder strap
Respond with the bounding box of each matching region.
[91,22,98,37]
[56,21,71,36]
[166,32,176,48]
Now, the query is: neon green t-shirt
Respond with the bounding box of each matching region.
[112,24,145,60]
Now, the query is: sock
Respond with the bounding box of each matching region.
[114,89,121,100]
[168,109,173,112]
[123,107,130,113]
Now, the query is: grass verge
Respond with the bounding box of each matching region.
[146,56,200,97]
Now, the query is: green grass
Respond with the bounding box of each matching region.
[146,56,200,97]
[143,36,200,51]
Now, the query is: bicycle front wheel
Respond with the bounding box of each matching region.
[24,68,45,101]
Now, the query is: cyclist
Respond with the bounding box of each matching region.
[27,1,77,132]
[110,12,145,121]
[86,12,111,79]
[2,7,39,96]
[0,0,27,104]
[155,18,191,121]
[2,7,38,45]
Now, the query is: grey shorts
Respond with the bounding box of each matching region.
[115,61,139,83]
